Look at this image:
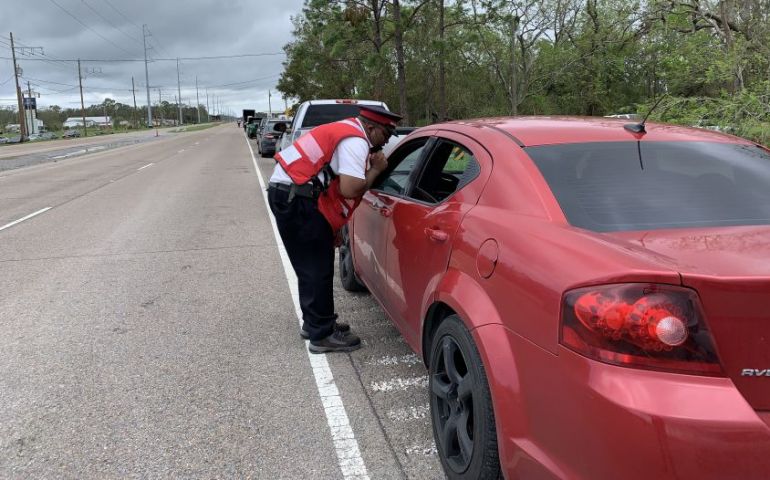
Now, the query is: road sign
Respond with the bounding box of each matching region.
[23,97,36,110]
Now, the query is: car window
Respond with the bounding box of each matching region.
[528,141,770,232]
[412,140,479,203]
[374,139,430,196]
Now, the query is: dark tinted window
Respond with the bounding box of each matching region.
[375,140,429,196]
[413,141,479,203]
[266,121,284,132]
[528,142,770,232]
[303,104,365,127]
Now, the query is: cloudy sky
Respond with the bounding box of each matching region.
[0,0,307,116]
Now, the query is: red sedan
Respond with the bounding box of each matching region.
[339,117,770,480]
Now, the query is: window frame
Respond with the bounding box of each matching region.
[371,137,436,199]
[405,138,481,206]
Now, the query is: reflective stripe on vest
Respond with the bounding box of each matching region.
[274,118,369,234]
[274,118,367,185]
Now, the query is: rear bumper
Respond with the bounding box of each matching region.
[473,324,770,480]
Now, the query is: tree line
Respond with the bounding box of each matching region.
[1,99,210,133]
[277,0,770,144]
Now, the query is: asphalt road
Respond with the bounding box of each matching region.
[0,124,443,479]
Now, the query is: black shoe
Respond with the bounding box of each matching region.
[308,329,361,354]
[300,321,350,340]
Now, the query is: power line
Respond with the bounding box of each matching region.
[0,36,74,73]
[145,26,173,59]
[0,52,285,63]
[80,0,143,45]
[47,0,139,57]
[104,0,143,32]
[204,73,282,89]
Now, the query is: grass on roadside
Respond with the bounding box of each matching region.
[170,123,218,133]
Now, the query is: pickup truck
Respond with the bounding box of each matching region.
[277,99,384,152]
[276,99,414,156]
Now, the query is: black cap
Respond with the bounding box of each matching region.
[359,105,402,132]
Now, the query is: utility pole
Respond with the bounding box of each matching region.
[176,58,183,125]
[174,95,178,125]
[143,24,152,127]
[27,81,35,135]
[158,88,164,126]
[268,90,272,118]
[10,32,26,142]
[131,76,137,129]
[78,59,87,137]
[205,88,209,122]
[195,76,201,124]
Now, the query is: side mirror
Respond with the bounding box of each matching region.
[274,122,288,133]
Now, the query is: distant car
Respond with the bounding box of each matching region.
[41,132,58,140]
[256,119,291,158]
[343,116,770,480]
[63,130,81,138]
[603,113,641,120]
[27,133,43,141]
[257,117,269,135]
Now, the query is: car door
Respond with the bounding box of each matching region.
[382,132,491,348]
[352,136,433,302]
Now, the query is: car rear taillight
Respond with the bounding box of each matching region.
[265,133,274,139]
[335,99,358,104]
[560,284,723,376]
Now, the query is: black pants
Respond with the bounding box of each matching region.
[267,186,337,341]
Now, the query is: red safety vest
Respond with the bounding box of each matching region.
[274,118,368,234]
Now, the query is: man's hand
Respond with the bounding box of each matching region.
[368,151,387,173]
[339,152,388,199]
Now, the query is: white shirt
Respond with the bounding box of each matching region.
[269,119,371,185]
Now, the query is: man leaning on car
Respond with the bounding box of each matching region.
[267,105,401,353]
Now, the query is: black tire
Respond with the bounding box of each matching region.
[429,315,501,480]
[338,225,368,292]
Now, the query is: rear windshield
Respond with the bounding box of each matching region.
[528,141,770,232]
[266,121,284,132]
[302,104,367,127]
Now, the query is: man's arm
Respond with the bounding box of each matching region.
[337,146,388,199]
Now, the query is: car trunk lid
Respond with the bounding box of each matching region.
[609,226,770,410]
[681,274,770,411]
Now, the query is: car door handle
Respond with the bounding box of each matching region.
[424,227,448,243]
[379,207,392,217]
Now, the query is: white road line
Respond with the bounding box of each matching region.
[0,207,52,232]
[137,163,154,171]
[368,354,420,367]
[405,443,438,456]
[244,136,370,480]
[177,149,185,153]
[370,376,429,393]
[387,404,430,422]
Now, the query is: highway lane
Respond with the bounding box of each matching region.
[0,124,443,479]
[0,129,166,161]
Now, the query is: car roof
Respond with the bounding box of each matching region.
[304,99,385,106]
[436,116,752,147]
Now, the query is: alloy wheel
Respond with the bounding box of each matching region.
[431,335,476,473]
